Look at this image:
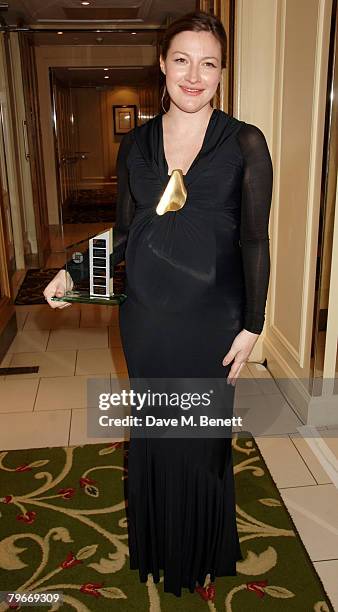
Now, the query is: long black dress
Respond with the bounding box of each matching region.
[115,108,273,597]
[67,108,273,597]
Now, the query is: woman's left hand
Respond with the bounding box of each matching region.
[222,329,260,386]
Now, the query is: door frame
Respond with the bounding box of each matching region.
[18,32,51,268]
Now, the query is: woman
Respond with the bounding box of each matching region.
[44,10,273,602]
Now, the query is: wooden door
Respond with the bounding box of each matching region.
[50,69,78,216]
[18,32,50,267]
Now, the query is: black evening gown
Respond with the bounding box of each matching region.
[67,108,273,598]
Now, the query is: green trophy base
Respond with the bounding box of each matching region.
[51,290,127,306]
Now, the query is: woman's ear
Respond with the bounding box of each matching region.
[159,55,166,75]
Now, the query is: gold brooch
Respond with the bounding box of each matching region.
[156,169,187,216]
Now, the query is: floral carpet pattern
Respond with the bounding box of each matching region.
[0,434,334,611]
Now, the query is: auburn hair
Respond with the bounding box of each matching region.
[160,10,227,69]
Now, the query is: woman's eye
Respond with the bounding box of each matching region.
[174,58,216,68]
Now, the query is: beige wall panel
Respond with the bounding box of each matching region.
[274,0,318,349]
[235,0,332,422]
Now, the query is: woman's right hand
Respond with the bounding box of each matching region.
[43,269,74,309]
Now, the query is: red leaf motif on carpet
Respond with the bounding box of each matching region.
[195,585,209,601]
[2,495,13,503]
[15,464,32,472]
[206,583,216,601]
[60,551,83,569]
[79,477,96,487]
[16,511,36,524]
[58,487,76,499]
[246,580,268,598]
[80,582,104,598]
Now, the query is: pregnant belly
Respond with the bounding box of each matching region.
[125,212,217,312]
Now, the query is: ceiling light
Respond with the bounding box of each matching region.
[81,1,90,5]
[67,67,144,71]
[131,32,136,35]
[104,68,109,71]
[57,31,63,35]
[104,76,109,79]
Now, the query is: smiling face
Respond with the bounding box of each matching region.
[159,30,222,113]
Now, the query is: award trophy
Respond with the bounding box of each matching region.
[52,227,126,306]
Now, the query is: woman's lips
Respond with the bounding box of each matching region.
[180,86,204,96]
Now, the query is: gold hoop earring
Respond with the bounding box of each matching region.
[161,83,169,113]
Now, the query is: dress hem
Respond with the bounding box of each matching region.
[129,556,242,597]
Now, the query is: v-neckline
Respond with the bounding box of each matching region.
[161,108,217,178]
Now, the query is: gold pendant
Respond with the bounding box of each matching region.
[156,169,187,216]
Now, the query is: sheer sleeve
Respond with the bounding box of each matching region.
[237,123,273,334]
[63,129,136,282]
[112,128,136,266]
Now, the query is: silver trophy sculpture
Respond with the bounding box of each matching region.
[51,226,126,306]
[89,228,114,298]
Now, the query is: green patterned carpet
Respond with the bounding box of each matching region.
[0,434,334,611]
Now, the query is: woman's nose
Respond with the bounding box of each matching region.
[186,64,201,83]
